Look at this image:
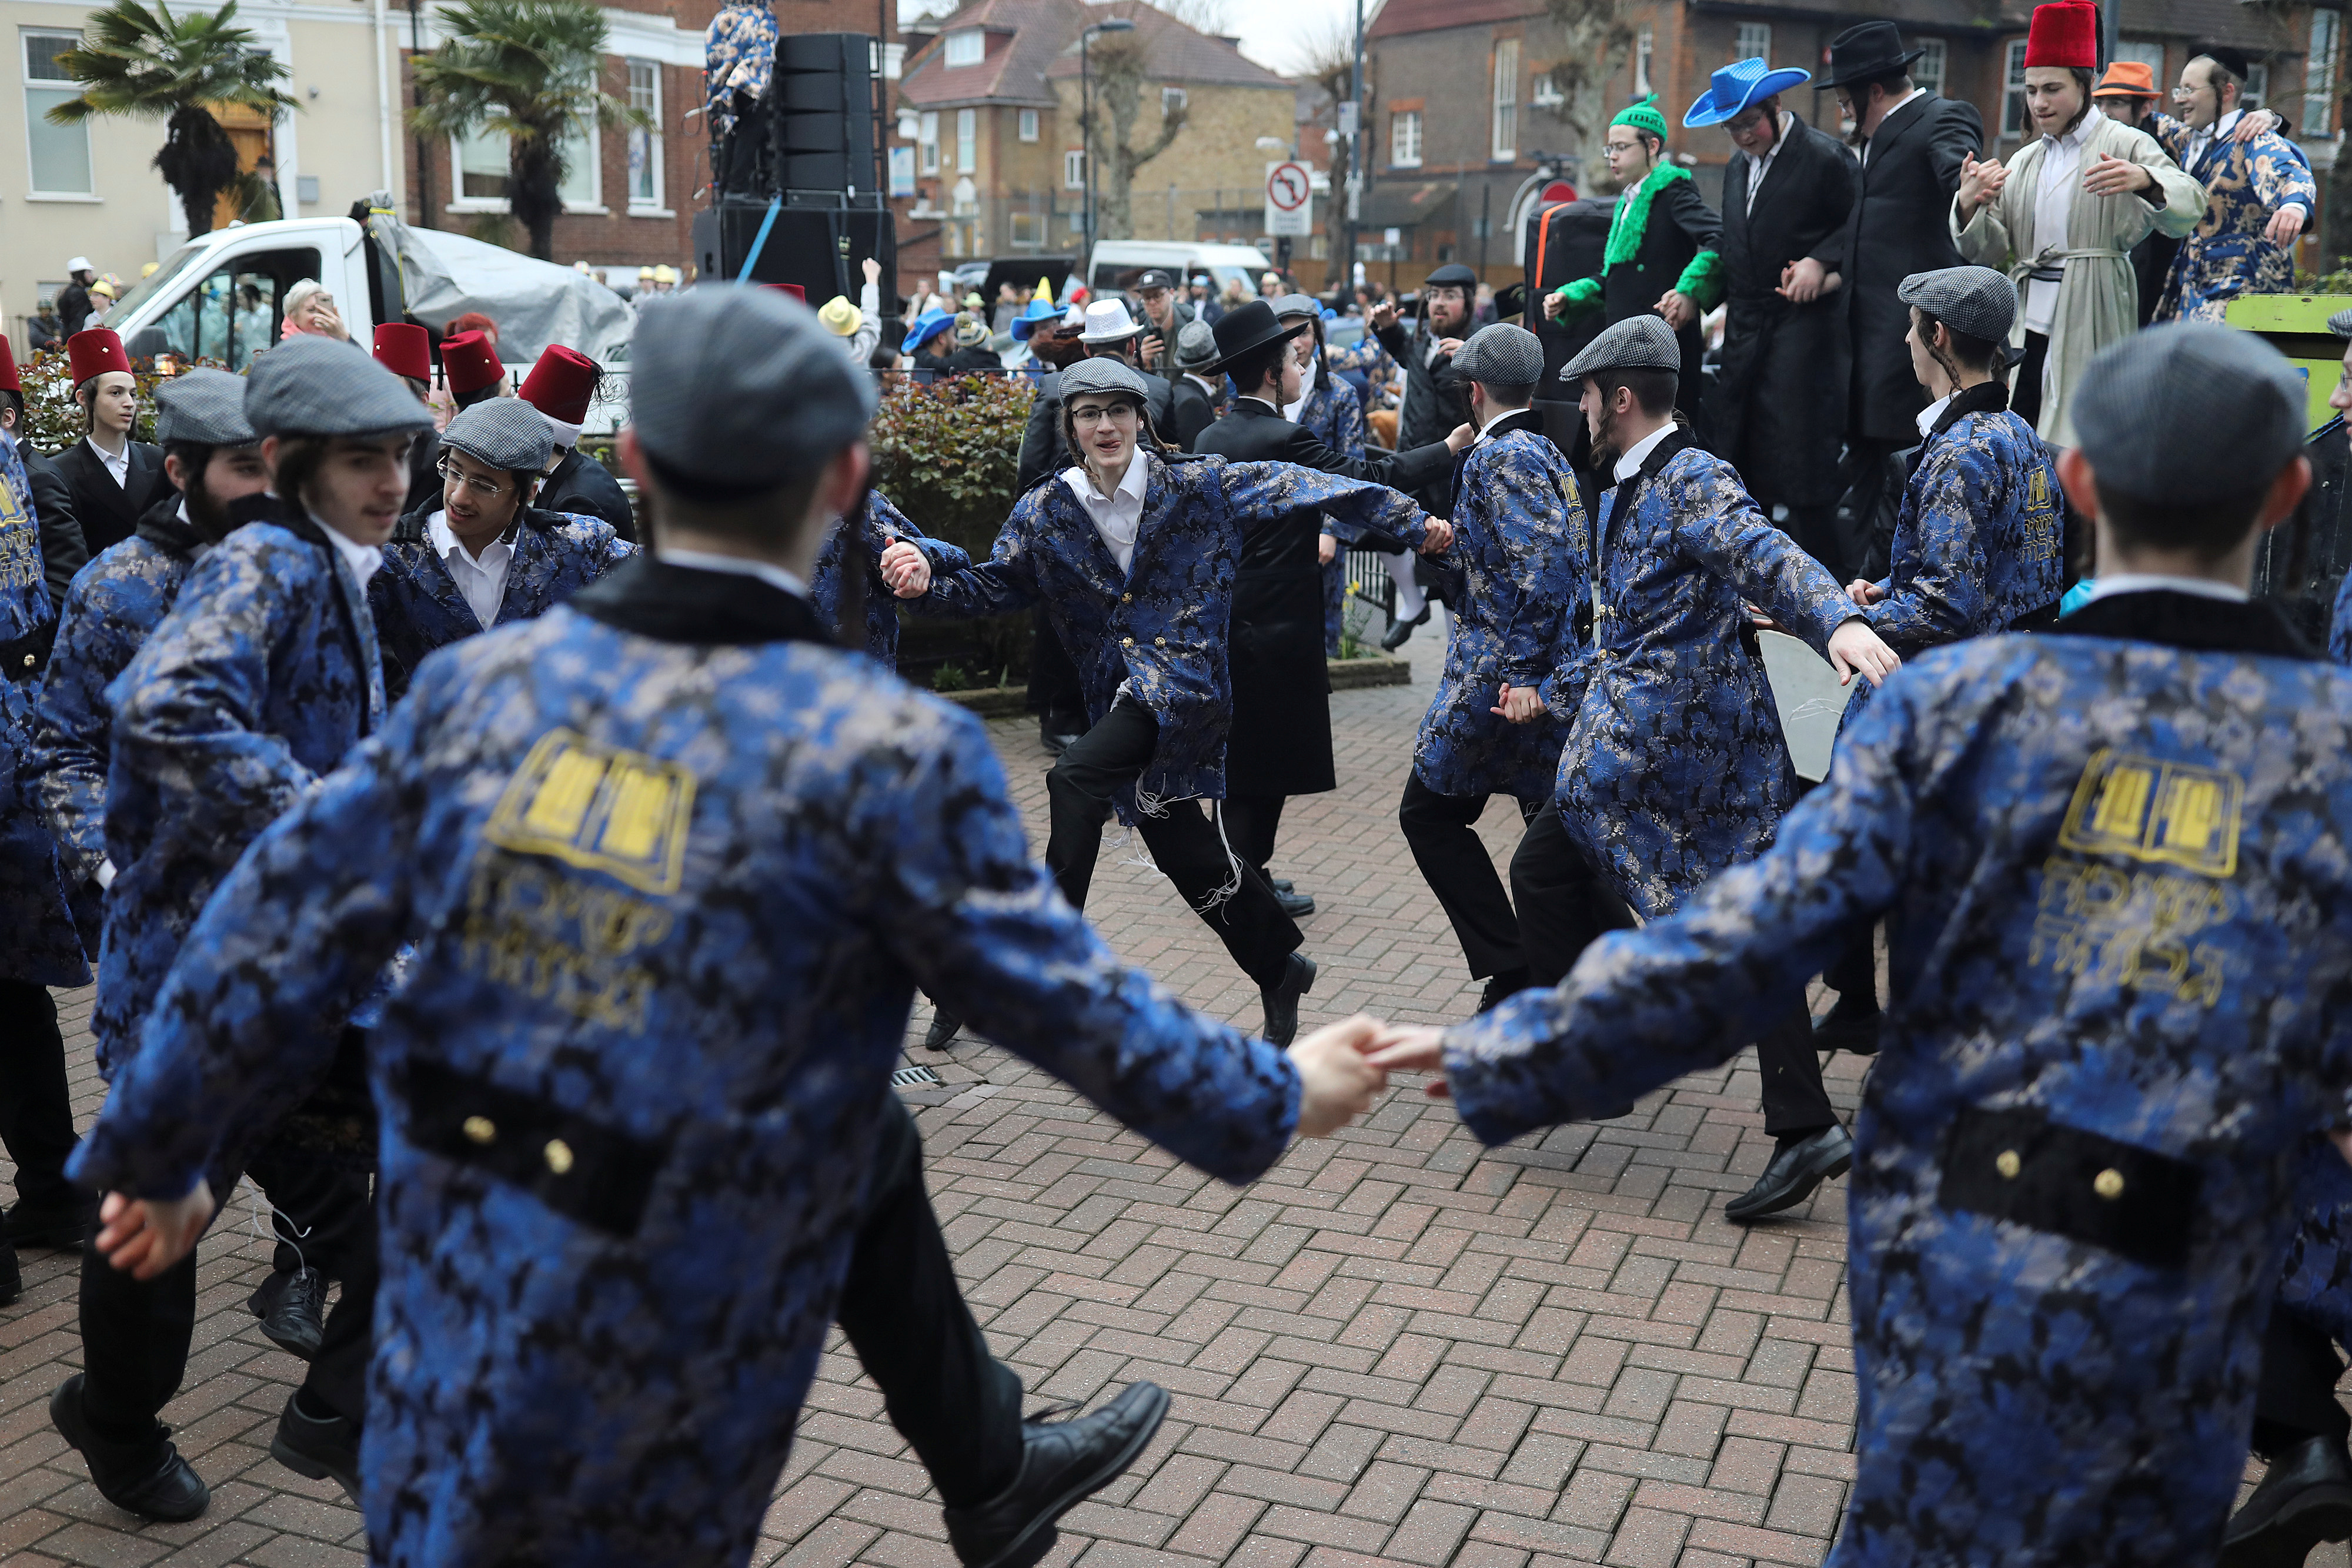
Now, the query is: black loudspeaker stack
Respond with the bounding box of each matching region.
[693,197,896,309]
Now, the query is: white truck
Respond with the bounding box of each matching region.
[99,199,634,433]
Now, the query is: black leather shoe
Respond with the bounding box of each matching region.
[1039,717,1082,757]
[944,1382,1171,1568]
[1270,877,1295,895]
[0,1238,18,1306]
[1812,1005,1882,1057]
[1478,968,1532,1014]
[270,1391,361,1505]
[1725,1125,1854,1223]
[1274,887,1316,918]
[2224,1435,2352,1567]
[1379,606,1429,652]
[924,1009,963,1051]
[50,1375,209,1522]
[6,1196,92,1250]
[251,1266,325,1360]
[1260,953,1315,1048]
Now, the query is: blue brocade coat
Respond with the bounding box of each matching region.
[68,557,1301,1568]
[1296,375,1367,656]
[1547,433,1857,919]
[920,450,1425,815]
[95,499,385,1077]
[808,490,970,668]
[1413,416,1582,803]
[0,428,83,987]
[1444,591,2352,1565]
[2148,112,2318,323]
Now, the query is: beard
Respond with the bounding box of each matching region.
[182,473,233,544]
[1587,403,1625,476]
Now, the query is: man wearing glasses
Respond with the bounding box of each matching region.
[2145,48,2316,323]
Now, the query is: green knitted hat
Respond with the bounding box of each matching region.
[1612,94,1669,141]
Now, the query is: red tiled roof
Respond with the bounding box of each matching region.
[1038,1,1291,87]
[1368,0,1537,41]
[898,0,1090,108]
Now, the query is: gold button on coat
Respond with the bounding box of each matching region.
[462,1115,497,1145]
[544,1138,575,1175]
[1121,592,1132,602]
[1154,636,1166,647]
[2094,1168,2125,1199]
[1994,1150,2020,1179]
[1121,636,1134,647]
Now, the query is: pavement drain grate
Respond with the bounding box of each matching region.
[890,1064,944,1088]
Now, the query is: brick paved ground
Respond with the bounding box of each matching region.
[0,630,2316,1567]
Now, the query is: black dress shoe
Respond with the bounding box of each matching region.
[1812,1005,1882,1057]
[1274,887,1316,918]
[0,1238,18,1307]
[2225,1434,2352,1567]
[924,1009,963,1051]
[1725,1125,1854,1223]
[6,1195,92,1250]
[1270,877,1295,895]
[1379,606,1429,652]
[944,1382,1171,1568]
[1478,968,1532,1014]
[1260,953,1315,1048]
[1039,717,1083,757]
[50,1374,209,1522]
[250,1266,325,1360]
[270,1390,361,1505]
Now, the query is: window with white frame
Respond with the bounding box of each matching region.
[2245,61,2270,109]
[1635,26,1653,96]
[944,29,983,67]
[919,110,939,173]
[2001,39,2029,136]
[1161,86,1186,115]
[1532,71,1562,108]
[1492,38,1518,159]
[956,106,975,172]
[1391,109,1422,167]
[1913,38,1946,96]
[23,29,93,195]
[2308,11,2340,137]
[455,122,597,209]
[1735,22,1769,62]
[1018,107,1038,141]
[1064,148,1085,188]
[626,58,662,209]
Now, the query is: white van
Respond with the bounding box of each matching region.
[1085,240,1273,299]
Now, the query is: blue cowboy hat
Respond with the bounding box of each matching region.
[1009,296,1064,342]
[1683,58,1811,129]
[900,307,956,353]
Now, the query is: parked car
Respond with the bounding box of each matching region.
[1085,240,1271,300]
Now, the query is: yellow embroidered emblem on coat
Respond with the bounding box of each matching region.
[485,728,698,894]
[2058,748,2243,877]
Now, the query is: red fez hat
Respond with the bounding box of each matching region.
[373,322,431,383]
[0,335,19,396]
[67,327,132,387]
[440,329,503,396]
[2024,1,2100,69]
[519,344,597,425]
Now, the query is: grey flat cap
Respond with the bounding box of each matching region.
[1897,265,2016,345]
[2330,307,2352,338]
[1058,356,1153,403]
[1173,319,1220,372]
[1454,324,1545,389]
[245,335,433,440]
[1271,293,1321,321]
[2072,322,2306,504]
[632,285,874,487]
[440,397,554,476]
[1559,315,1681,385]
[153,368,256,448]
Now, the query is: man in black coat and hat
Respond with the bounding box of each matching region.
[1685,59,1858,574]
[1368,263,1479,648]
[1788,21,1982,579]
[1191,300,1467,914]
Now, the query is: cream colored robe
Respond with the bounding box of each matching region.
[1951,111,2203,448]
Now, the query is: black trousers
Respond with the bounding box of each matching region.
[837,1095,1025,1509]
[1219,794,1284,880]
[2011,330,2051,434]
[1509,803,1837,1137]
[1045,699,1301,988]
[1838,437,1909,584]
[1399,775,1539,980]
[79,1146,379,1438]
[1025,609,1085,725]
[1824,930,1880,1018]
[2253,1302,2352,1458]
[0,979,79,1211]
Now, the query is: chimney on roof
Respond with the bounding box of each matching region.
[1217,35,1242,48]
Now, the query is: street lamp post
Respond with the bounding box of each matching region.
[1080,17,1135,270]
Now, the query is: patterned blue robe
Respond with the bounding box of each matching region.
[1444,591,2352,1565]
[1295,376,1366,656]
[1412,421,1581,803]
[68,557,1301,1567]
[1547,434,1856,918]
[2149,112,2318,323]
[808,490,970,669]
[96,499,386,1078]
[919,450,1425,817]
[0,427,82,987]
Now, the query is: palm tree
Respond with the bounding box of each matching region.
[44,0,298,238]
[410,0,647,260]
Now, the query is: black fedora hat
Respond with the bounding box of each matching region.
[1208,299,1310,373]
[1825,21,1925,89]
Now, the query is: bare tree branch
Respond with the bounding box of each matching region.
[1540,0,1633,184]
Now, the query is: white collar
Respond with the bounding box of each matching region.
[2087,573,2251,604]
[2040,113,2094,154]
[1185,372,1219,395]
[1872,87,1925,133]
[1072,444,1148,506]
[1916,392,1955,440]
[310,510,383,592]
[1610,422,1676,484]
[1751,111,1794,162]
[1474,404,1531,444]
[1236,394,1285,418]
[653,546,809,599]
[2204,108,2244,141]
[425,509,514,566]
[86,433,129,470]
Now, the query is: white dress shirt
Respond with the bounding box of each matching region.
[86,434,129,488]
[1472,403,1529,445]
[2183,108,2241,175]
[1060,444,1149,573]
[1743,111,1796,214]
[427,510,516,628]
[313,512,384,594]
[1862,88,1925,167]
[653,546,810,599]
[2022,115,2094,335]
[1916,392,1955,440]
[2088,573,2250,604]
[1598,422,1678,554]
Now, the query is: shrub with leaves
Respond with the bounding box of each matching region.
[16,346,176,453]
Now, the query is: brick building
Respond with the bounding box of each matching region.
[1363,0,2349,283]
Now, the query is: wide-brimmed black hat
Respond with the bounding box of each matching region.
[1825,21,1925,89]
[1208,299,1309,373]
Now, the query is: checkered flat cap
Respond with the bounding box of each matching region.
[633,285,874,486]
[153,368,255,448]
[1455,325,1545,389]
[1559,315,1681,384]
[1174,319,1220,371]
[1271,293,1321,320]
[2330,307,2352,338]
[1897,266,2016,345]
[2073,322,2306,504]
[440,397,554,476]
[244,334,432,440]
[1058,357,1153,404]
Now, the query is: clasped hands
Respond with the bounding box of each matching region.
[1288,1017,1465,1135]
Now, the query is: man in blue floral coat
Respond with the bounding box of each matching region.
[2150,49,2317,323]
[1399,324,1582,1013]
[72,285,1389,1568]
[1377,322,2352,1568]
[1506,314,1899,1222]
[809,489,969,668]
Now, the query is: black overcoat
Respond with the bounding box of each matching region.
[1599,177,1722,429]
